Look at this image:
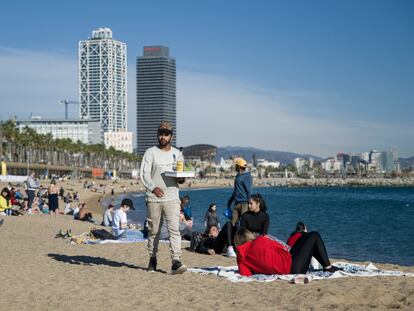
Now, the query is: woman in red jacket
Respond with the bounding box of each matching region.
[235,227,342,276]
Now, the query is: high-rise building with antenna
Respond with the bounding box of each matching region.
[79,28,127,132]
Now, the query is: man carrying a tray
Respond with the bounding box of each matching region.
[140,121,187,274]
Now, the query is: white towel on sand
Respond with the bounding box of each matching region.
[188,262,414,283]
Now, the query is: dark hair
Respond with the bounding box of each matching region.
[250,193,267,212]
[205,224,218,236]
[295,221,306,232]
[289,221,307,238]
[208,203,216,212]
[1,187,10,198]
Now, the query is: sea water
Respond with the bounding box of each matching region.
[115,186,414,266]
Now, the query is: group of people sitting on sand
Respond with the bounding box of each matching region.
[99,190,341,276]
[192,193,341,275]
[0,171,99,225]
[0,171,60,216]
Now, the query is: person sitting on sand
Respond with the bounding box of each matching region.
[287,221,307,247]
[239,193,269,236]
[234,227,342,276]
[112,198,135,238]
[195,225,236,256]
[9,187,18,208]
[64,201,73,215]
[0,187,12,216]
[179,210,193,240]
[103,204,115,227]
[204,203,220,230]
[180,195,192,221]
[72,204,80,219]
[30,197,42,214]
[76,203,93,222]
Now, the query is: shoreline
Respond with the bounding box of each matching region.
[2,176,413,218]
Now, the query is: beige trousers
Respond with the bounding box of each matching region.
[231,202,249,226]
[146,200,182,261]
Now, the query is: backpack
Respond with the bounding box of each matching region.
[189,231,204,252]
[90,228,116,240]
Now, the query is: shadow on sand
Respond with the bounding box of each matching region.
[47,253,150,271]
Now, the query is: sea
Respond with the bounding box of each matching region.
[112,186,414,266]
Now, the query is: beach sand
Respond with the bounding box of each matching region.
[1,179,414,310]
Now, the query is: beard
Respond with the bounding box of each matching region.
[158,135,172,147]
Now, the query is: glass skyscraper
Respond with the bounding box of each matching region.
[136,46,176,154]
[79,28,127,132]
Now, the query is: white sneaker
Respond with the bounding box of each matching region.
[28,209,33,215]
[226,246,236,257]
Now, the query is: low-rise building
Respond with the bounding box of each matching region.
[16,117,102,144]
[322,158,343,173]
[257,159,280,169]
[104,129,133,153]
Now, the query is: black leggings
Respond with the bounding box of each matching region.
[212,222,236,253]
[289,232,331,274]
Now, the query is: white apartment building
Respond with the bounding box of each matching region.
[257,159,280,168]
[369,150,383,173]
[294,157,306,174]
[104,129,133,153]
[16,117,102,144]
[322,158,343,173]
[79,28,127,132]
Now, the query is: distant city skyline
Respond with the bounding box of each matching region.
[0,1,413,157]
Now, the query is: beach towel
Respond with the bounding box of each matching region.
[77,229,191,245]
[85,229,145,244]
[188,262,414,283]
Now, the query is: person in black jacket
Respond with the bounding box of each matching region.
[196,224,234,256]
[239,193,269,235]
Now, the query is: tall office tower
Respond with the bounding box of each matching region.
[136,46,176,154]
[79,28,127,132]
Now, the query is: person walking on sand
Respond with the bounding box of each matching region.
[140,121,187,274]
[227,158,252,225]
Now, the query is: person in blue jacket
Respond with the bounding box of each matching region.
[227,157,252,226]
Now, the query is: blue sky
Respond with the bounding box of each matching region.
[0,0,413,157]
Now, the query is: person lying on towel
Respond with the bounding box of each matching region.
[234,227,342,276]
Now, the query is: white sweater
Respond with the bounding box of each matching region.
[140,146,184,202]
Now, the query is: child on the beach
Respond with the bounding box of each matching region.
[112,198,134,238]
[204,203,220,229]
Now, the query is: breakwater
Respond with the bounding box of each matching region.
[254,177,414,187]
